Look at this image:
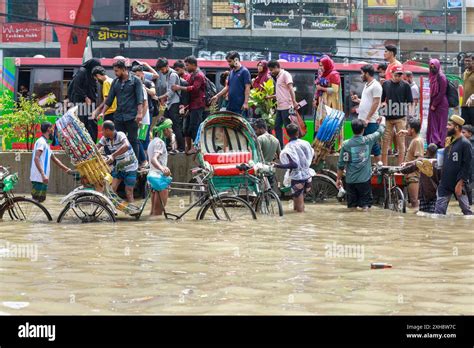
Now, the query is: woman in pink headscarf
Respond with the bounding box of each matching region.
[427,59,449,148]
[313,56,343,133]
[252,60,271,90]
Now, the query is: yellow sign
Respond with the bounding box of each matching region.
[367,0,398,7]
[97,27,128,41]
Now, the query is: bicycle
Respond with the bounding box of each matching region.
[160,166,257,221]
[0,166,52,222]
[233,163,283,216]
[374,165,407,213]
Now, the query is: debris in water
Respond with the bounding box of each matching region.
[371,263,392,269]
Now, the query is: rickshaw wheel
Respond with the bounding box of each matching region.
[386,187,406,213]
[256,190,284,216]
[57,196,116,223]
[198,196,257,221]
[308,174,339,203]
[0,196,52,222]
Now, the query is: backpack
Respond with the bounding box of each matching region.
[446,79,459,108]
[204,77,217,106]
[438,74,459,108]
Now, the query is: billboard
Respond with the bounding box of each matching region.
[130,0,189,20]
[1,23,42,43]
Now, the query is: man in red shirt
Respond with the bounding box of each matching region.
[384,44,402,81]
[172,56,206,154]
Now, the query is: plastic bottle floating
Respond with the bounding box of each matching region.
[371,263,393,269]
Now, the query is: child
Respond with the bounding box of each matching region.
[30,122,71,202]
[400,144,440,213]
[148,118,173,216]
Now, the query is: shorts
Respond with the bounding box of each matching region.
[346,180,373,208]
[111,169,137,188]
[31,181,48,202]
[291,178,312,198]
[406,174,420,184]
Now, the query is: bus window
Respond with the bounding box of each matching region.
[32,68,62,112]
[63,69,74,101]
[17,69,31,100]
[291,70,315,119]
[346,72,365,120]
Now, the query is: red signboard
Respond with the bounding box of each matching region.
[2,23,43,43]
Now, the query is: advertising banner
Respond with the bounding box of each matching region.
[130,0,189,20]
[1,23,42,43]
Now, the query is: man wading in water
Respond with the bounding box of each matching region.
[274,124,315,213]
[434,115,473,215]
[336,116,386,211]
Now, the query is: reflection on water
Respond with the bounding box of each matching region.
[0,195,473,315]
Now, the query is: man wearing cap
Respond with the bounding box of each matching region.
[434,115,473,215]
[380,66,413,165]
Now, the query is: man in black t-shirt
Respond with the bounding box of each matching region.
[434,115,473,215]
[380,66,413,165]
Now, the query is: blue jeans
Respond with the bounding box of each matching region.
[434,191,472,215]
[364,122,381,156]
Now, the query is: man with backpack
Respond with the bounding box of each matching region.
[156,58,185,152]
[172,56,206,154]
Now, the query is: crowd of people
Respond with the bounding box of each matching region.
[29,47,474,216]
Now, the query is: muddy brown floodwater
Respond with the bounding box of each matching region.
[0,194,473,315]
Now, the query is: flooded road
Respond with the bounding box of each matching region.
[0,195,473,315]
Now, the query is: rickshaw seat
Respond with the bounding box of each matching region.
[203,152,254,176]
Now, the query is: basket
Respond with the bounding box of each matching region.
[74,156,112,187]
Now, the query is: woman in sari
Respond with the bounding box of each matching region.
[427,59,449,148]
[313,56,343,133]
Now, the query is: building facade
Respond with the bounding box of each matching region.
[198,0,474,73]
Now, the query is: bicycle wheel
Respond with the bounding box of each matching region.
[389,187,406,213]
[57,196,116,223]
[256,190,284,216]
[0,196,52,222]
[198,196,257,221]
[308,174,339,202]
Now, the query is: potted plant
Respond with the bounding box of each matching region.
[248,79,277,129]
[0,92,56,151]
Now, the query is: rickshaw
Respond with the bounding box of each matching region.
[55,107,150,223]
[193,112,283,216]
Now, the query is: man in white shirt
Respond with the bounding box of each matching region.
[351,64,383,162]
[30,122,71,202]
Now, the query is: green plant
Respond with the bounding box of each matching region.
[248,79,277,128]
[0,92,56,151]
